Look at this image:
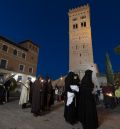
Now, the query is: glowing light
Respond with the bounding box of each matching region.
[106,93,112,97]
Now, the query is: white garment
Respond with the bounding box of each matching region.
[66,92,75,106]
[70,85,79,92]
[19,80,30,105]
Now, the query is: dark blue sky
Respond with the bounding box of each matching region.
[0,0,120,79]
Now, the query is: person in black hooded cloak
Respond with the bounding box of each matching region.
[78,69,99,129]
[64,72,80,125]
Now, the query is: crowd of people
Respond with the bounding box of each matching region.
[19,76,55,116]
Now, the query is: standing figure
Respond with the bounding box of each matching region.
[29,80,33,105]
[78,70,98,129]
[19,79,30,108]
[64,72,80,125]
[44,76,53,111]
[31,76,45,116]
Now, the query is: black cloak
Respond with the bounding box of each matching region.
[64,72,80,125]
[78,70,99,129]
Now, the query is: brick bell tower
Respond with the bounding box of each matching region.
[68,4,98,79]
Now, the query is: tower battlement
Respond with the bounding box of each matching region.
[69,3,89,15]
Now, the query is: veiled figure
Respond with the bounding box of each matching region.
[19,80,30,108]
[31,76,45,116]
[78,70,99,129]
[64,72,80,125]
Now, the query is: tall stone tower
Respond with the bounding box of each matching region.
[68,4,97,79]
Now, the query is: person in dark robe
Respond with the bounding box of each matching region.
[31,76,45,116]
[29,80,33,105]
[78,70,99,129]
[44,76,54,111]
[64,72,80,125]
[4,79,11,102]
[0,83,5,104]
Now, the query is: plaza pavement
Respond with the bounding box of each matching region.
[0,99,120,129]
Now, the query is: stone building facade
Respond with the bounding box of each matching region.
[68,4,98,79]
[0,36,39,82]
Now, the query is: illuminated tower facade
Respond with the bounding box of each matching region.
[68,4,97,78]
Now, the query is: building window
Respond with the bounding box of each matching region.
[2,45,8,52]
[18,51,21,57]
[17,76,22,82]
[13,49,17,56]
[28,77,31,81]
[0,59,7,69]
[19,64,24,72]
[22,53,26,59]
[29,67,33,73]
[83,45,85,48]
[80,54,81,57]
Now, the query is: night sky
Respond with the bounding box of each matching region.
[0,0,120,79]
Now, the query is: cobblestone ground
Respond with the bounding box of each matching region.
[0,98,120,129]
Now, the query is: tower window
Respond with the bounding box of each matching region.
[73,24,78,29]
[81,22,84,27]
[76,24,78,28]
[84,22,86,27]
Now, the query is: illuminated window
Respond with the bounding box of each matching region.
[17,76,22,81]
